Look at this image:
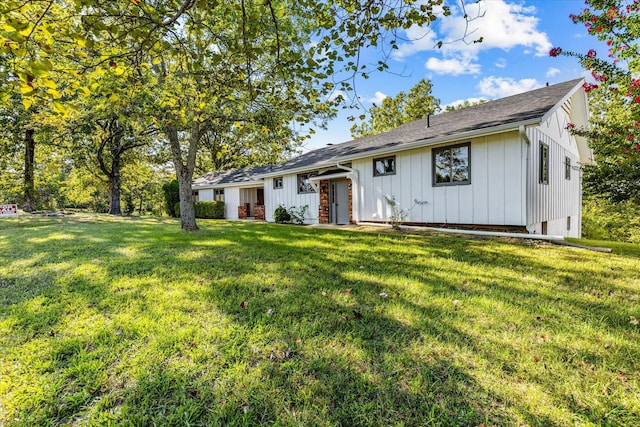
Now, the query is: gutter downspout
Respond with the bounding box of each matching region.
[520,125,536,234]
[336,162,360,224]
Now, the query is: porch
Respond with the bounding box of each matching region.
[237,186,265,220]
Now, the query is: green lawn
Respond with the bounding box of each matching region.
[1,216,638,426]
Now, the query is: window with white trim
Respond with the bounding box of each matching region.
[214,189,224,201]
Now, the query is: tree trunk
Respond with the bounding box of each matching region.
[23,128,35,212]
[165,122,199,231]
[177,168,197,230]
[108,154,122,215]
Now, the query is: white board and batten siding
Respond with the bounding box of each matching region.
[264,174,319,224]
[352,131,527,227]
[197,187,241,220]
[527,100,583,238]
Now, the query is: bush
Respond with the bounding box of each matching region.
[274,205,291,223]
[288,205,308,225]
[582,197,640,244]
[273,205,308,224]
[162,180,180,217]
[195,201,225,219]
[174,201,225,219]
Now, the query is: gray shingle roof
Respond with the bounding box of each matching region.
[266,79,583,174]
[193,165,273,187]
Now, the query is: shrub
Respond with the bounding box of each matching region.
[162,180,180,217]
[174,201,225,219]
[194,201,225,219]
[288,205,308,225]
[274,205,291,223]
[582,197,640,244]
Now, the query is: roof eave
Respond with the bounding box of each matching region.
[193,179,264,189]
[258,118,541,178]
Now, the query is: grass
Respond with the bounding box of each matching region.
[566,237,640,257]
[0,215,639,426]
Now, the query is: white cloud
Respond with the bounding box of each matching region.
[425,56,481,75]
[546,67,560,78]
[437,0,552,57]
[394,0,552,76]
[393,26,439,59]
[368,91,388,105]
[443,97,488,110]
[495,58,507,68]
[327,90,347,102]
[478,76,541,97]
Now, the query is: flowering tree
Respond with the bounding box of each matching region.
[550,0,640,202]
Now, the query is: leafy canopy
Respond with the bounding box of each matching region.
[550,0,640,202]
[350,79,440,138]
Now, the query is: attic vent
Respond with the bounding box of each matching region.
[562,99,571,116]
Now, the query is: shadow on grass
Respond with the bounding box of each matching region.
[1,218,638,426]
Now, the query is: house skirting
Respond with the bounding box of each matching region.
[363,221,529,234]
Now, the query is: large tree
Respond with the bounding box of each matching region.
[550,0,640,202]
[2,0,477,229]
[350,79,440,138]
[65,68,158,215]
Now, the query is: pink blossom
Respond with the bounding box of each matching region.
[566,123,576,130]
[634,96,640,103]
[626,135,634,141]
[549,47,563,57]
[587,49,597,58]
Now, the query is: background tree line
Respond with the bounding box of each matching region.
[1,0,476,228]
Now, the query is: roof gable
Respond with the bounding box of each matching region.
[266,79,585,174]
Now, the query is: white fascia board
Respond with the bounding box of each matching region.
[258,119,539,179]
[192,180,264,190]
[309,172,351,181]
[540,79,585,124]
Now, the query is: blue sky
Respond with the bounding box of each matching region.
[302,0,606,152]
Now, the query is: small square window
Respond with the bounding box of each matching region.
[373,156,396,176]
[273,177,283,189]
[297,173,317,194]
[565,157,571,180]
[539,143,549,184]
[432,142,471,186]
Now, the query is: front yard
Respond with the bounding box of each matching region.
[0,216,638,425]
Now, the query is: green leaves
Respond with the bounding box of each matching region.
[351,78,440,139]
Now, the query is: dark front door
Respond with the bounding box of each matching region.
[257,188,264,205]
[330,179,349,224]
